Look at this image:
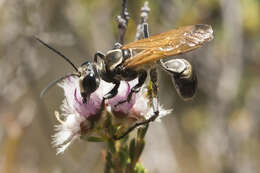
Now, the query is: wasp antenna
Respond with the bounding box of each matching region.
[40,74,79,98]
[34,36,79,72]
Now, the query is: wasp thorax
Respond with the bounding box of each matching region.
[105,49,123,71]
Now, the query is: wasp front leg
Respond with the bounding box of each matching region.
[88,82,120,121]
[98,81,120,116]
[115,70,147,107]
[94,51,105,62]
[104,81,120,100]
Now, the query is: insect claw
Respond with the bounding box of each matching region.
[114,100,128,108]
[55,111,65,124]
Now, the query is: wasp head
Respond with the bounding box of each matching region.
[79,61,101,103]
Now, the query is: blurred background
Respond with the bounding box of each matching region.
[0,0,260,172]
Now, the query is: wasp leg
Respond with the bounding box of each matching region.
[94,51,105,62]
[114,23,150,107]
[143,23,149,38]
[113,69,159,140]
[113,23,161,140]
[115,70,147,107]
[104,81,120,100]
[98,81,120,119]
[149,68,159,116]
[144,23,159,116]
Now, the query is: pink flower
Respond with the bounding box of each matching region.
[107,80,172,127]
[59,76,113,120]
[53,77,113,154]
[53,76,172,154]
[107,81,136,117]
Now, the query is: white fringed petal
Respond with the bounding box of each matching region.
[131,86,172,122]
[52,112,83,154]
[53,76,171,154]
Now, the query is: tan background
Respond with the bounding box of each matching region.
[0,0,260,173]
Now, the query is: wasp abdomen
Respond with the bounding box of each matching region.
[160,58,197,100]
[172,69,197,100]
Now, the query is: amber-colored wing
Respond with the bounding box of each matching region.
[123,24,213,69]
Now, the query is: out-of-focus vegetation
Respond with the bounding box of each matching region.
[0,0,260,172]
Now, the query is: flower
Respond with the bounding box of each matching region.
[52,76,113,154]
[107,81,136,117]
[59,76,113,120]
[107,80,172,129]
[52,110,84,154]
[52,76,172,154]
[130,86,172,122]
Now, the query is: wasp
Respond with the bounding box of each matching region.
[36,23,213,138]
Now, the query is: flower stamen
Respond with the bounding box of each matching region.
[55,111,65,124]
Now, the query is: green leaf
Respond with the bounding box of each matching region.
[121,134,129,144]
[118,140,130,167]
[119,150,128,168]
[129,138,136,161]
[134,163,148,173]
[86,136,105,142]
[137,124,149,139]
[105,152,112,173]
[80,135,89,141]
[136,141,145,159]
[104,113,112,128]
[107,139,116,154]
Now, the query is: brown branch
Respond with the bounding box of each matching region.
[135,1,150,41]
[117,0,130,44]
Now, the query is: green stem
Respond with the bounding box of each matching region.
[126,125,148,173]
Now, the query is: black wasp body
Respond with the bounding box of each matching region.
[36,23,213,139]
[36,24,214,105]
[97,48,137,82]
[35,37,147,104]
[79,46,148,104]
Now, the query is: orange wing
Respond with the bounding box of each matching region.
[123,24,213,69]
